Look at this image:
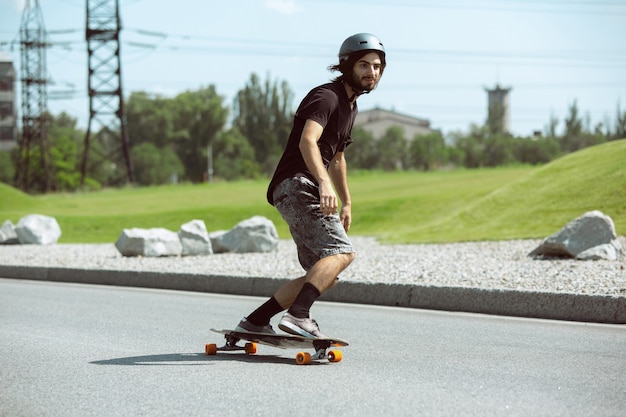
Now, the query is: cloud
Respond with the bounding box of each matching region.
[265,0,300,15]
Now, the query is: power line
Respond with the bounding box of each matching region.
[4,25,626,69]
[13,24,625,64]
[306,0,626,15]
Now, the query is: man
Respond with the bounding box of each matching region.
[235,33,386,338]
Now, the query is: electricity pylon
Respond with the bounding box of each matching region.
[81,0,133,186]
[14,0,56,193]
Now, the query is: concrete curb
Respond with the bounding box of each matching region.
[1,265,624,324]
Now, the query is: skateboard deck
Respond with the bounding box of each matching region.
[206,328,349,365]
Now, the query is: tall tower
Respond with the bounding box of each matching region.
[82,0,133,185]
[14,0,56,192]
[485,84,512,135]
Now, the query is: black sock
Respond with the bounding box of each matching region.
[288,283,321,319]
[246,297,284,326]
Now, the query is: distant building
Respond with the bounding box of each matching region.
[0,51,17,151]
[485,84,512,135]
[354,107,437,140]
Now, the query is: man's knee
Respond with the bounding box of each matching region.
[341,251,356,266]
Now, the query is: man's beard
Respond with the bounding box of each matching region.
[350,72,378,95]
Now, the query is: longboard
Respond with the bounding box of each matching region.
[206,328,349,365]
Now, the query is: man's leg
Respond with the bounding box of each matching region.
[239,276,306,330]
[279,252,355,337]
[282,252,355,315]
[239,252,354,334]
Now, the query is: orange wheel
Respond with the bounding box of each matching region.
[245,342,257,355]
[295,352,312,365]
[205,343,217,355]
[328,350,343,362]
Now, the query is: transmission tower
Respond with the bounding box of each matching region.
[14,0,56,193]
[81,0,133,185]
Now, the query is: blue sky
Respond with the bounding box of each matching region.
[1,0,625,137]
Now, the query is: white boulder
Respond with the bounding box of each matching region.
[529,210,621,260]
[179,219,212,256]
[214,216,278,253]
[0,220,19,244]
[15,214,62,245]
[115,227,182,257]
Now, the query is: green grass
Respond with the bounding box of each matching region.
[1,140,624,243]
[394,139,626,243]
[0,181,284,243]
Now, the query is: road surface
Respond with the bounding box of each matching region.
[1,278,625,416]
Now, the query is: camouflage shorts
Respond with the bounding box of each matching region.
[272,175,355,271]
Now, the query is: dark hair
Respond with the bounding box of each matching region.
[328,50,384,82]
[328,50,385,81]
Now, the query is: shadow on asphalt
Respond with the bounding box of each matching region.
[89,352,330,366]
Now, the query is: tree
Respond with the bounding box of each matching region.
[544,112,559,138]
[131,143,184,185]
[561,100,607,152]
[512,137,560,165]
[170,86,228,182]
[377,126,408,171]
[614,103,626,140]
[232,73,294,175]
[347,127,378,169]
[483,134,514,167]
[454,136,484,168]
[125,91,175,149]
[126,87,229,182]
[561,100,583,152]
[31,112,115,191]
[212,128,261,180]
[0,151,14,184]
[409,131,448,171]
[45,112,83,191]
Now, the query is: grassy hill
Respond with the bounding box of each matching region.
[0,181,38,212]
[0,140,623,243]
[391,139,625,243]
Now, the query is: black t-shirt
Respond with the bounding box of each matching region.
[266,81,357,205]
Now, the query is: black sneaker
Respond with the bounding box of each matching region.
[278,312,327,338]
[235,317,276,335]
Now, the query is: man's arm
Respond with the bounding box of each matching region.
[328,151,352,232]
[299,119,338,216]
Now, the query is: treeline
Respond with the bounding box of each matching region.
[1,75,624,193]
[349,100,626,171]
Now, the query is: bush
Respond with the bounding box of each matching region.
[131,143,184,185]
[0,151,14,184]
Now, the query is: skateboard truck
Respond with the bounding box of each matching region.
[208,334,258,355]
[304,340,342,364]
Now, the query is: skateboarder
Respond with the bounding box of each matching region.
[235,33,386,338]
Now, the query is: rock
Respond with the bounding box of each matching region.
[15,214,62,245]
[179,220,212,256]
[115,227,182,257]
[208,230,229,254]
[216,216,279,253]
[576,240,622,261]
[529,210,621,260]
[0,220,19,244]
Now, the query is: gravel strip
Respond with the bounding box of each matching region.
[1,237,625,297]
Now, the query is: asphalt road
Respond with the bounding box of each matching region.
[1,278,625,417]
